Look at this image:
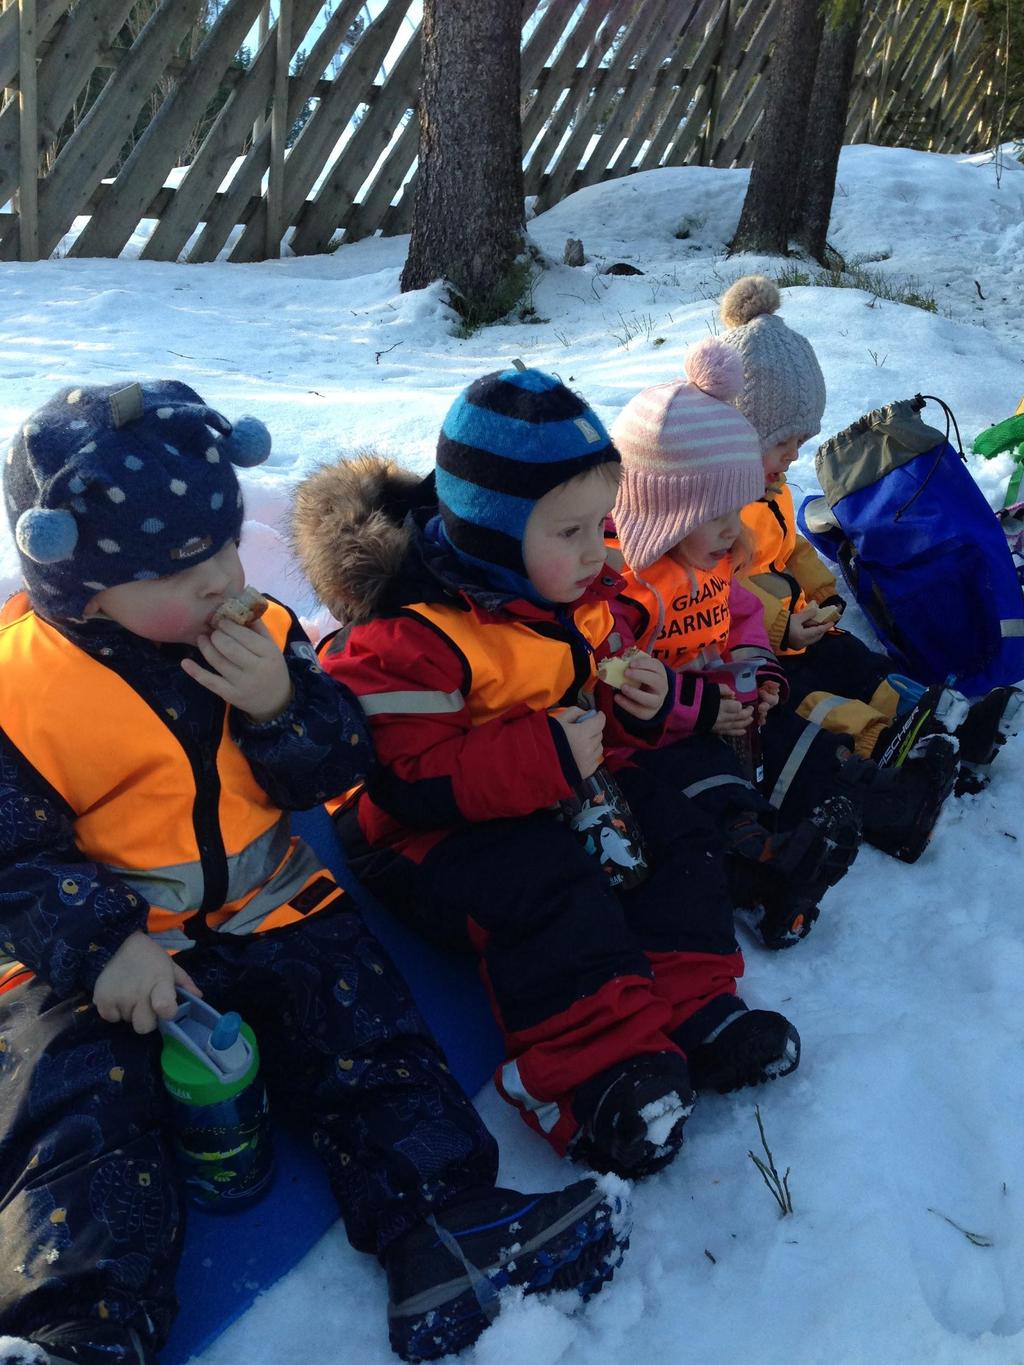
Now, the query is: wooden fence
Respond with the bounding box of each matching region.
[0,0,1015,264]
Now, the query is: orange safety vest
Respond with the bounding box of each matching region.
[0,594,340,988]
[324,593,614,821]
[397,596,614,721]
[740,483,808,614]
[620,554,732,671]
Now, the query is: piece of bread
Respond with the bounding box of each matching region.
[210,586,269,629]
[597,646,640,689]
[812,603,841,625]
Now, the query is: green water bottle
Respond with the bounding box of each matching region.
[159,990,274,1211]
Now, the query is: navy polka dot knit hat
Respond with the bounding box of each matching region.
[435,366,619,600]
[4,379,270,621]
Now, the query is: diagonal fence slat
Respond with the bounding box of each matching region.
[522,0,620,198]
[875,2,955,144]
[711,0,782,166]
[17,0,38,261]
[696,0,761,165]
[183,0,368,264]
[852,0,932,141]
[0,0,70,90]
[229,0,414,261]
[1,0,1006,262]
[69,0,270,259]
[1,0,206,261]
[612,0,712,177]
[660,0,731,166]
[570,0,692,193]
[537,0,674,212]
[141,0,328,261]
[936,21,987,145]
[634,0,725,171]
[342,106,418,242]
[0,0,137,218]
[287,10,419,257]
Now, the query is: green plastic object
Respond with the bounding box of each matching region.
[161,1018,261,1106]
[160,991,274,1209]
[972,412,1024,507]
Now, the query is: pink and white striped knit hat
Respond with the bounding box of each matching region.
[611,337,764,570]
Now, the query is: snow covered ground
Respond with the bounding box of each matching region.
[2,142,1024,1364]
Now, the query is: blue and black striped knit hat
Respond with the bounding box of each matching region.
[4,379,270,622]
[434,366,620,601]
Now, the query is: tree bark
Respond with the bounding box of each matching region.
[729,0,826,257]
[790,0,864,263]
[401,0,525,322]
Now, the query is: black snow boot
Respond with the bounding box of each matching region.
[871,684,969,770]
[726,795,862,949]
[385,1179,631,1362]
[835,733,958,863]
[571,1052,694,1180]
[685,1008,801,1093]
[954,686,1024,767]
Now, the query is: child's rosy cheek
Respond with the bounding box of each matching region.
[144,603,196,638]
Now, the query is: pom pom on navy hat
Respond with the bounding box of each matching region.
[15,506,78,563]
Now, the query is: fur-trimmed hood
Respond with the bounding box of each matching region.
[293,452,629,628]
[292,454,433,625]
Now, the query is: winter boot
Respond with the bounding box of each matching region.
[726,795,862,949]
[954,686,1024,767]
[871,684,969,770]
[685,1008,801,1093]
[385,1179,631,1362]
[0,1328,149,1365]
[833,734,959,863]
[571,1052,694,1180]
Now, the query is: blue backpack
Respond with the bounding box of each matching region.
[797,395,1024,697]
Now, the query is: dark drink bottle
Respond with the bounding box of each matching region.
[716,659,764,786]
[560,760,650,891]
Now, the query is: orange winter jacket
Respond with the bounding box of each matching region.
[739,480,837,654]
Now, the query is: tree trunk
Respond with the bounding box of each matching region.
[729,0,826,257]
[791,0,864,264]
[401,0,525,323]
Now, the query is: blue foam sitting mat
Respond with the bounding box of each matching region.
[164,806,504,1365]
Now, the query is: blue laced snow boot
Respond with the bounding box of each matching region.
[385,1179,631,1362]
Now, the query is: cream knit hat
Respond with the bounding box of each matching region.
[719,275,826,451]
[611,338,764,571]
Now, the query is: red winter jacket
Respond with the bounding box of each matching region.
[293,457,681,865]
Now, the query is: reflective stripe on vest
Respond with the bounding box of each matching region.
[620,554,732,672]
[0,595,339,947]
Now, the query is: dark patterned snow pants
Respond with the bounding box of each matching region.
[0,908,498,1351]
